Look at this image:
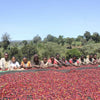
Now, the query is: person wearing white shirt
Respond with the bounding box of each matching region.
[10,56,20,70]
[0,52,11,70]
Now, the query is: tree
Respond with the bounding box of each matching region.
[66,48,82,60]
[92,32,100,43]
[33,35,41,43]
[66,38,74,49]
[81,39,87,46]
[9,47,19,59]
[0,42,2,48]
[22,40,28,46]
[84,31,91,41]
[21,45,37,60]
[41,45,56,58]
[0,52,1,59]
[57,35,65,46]
[45,34,57,42]
[1,33,10,50]
[76,35,84,41]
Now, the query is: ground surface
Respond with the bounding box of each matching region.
[0,65,100,100]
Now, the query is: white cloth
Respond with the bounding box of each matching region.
[0,58,11,69]
[10,61,20,69]
[40,61,49,68]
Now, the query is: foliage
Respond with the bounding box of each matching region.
[0,42,2,48]
[21,45,37,60]
[66,48,82,60]
[0,31,100,61]
[9,47,19,58]
[66,38,74,48]
[92,32,100,43]
[44,34,57,42]
[1,33,10,50]
[84,31,91,41]
[36,42,66,59]
[33,35,41,43]
[79,43,100,57]
[57,35,65,46]
[22,40,28,46]
[0,52,1,59]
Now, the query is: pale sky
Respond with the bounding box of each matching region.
[0,0,100,40]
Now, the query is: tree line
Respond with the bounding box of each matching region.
[0,31,100,62]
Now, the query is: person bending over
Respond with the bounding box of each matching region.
[55,53,62,66]
[93,54,99,64]
[69,55,80,67]
[60,57,70,66]
[48,56,59,68]
[97,57,100,64]
[86,54,95,65]
[78,55,86,65]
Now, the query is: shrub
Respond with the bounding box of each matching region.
[21,45,37,60]
[66,48,82,60]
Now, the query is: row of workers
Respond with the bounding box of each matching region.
[0,53,99,71]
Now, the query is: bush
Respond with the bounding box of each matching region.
[37,42,66,59]
[9,47,19,58]
[79,43,100,57]
[66,48,82,60]
[21,45,37,60]
[0,52,1,59]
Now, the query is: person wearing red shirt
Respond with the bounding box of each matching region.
[48,56,58,68]
[69,55,80,67]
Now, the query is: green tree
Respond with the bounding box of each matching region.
[17,50,23,63]
[7,47,23,63]
[0,42,2,48]
[76,35,84,41]
[0,52,1,59]
[57,35,65,46]
[1,33,10,50]
[41,45,56,58]
[92,32,100,43]
[21,45,37,60]
[66,38,74,49]
[81,39,87,46]
[76,35,87,46]
[33,35,41,44]
[84,31,91,41]
[45,34,57,42]
[22,40,28,46]
[9,47,19,58]
[66,48,82,60]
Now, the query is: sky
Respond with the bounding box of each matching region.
[0,0,100,41]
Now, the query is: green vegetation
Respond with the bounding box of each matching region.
[0,31,100,62]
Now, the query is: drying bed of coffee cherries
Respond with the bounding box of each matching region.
[0,65,100,100]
